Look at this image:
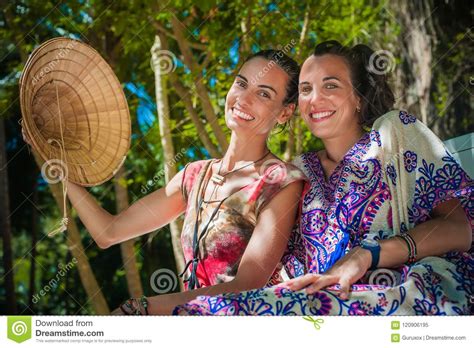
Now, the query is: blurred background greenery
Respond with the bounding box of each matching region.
[0,0,472,314]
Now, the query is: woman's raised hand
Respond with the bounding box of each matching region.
[21,122,33,147]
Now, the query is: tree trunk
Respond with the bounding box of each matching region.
[28,174,38,311]
[169,74,221,158]
[237,6,252,67]
[170,16,229,152]
[114,166,144,298]
[96,40,144,299]
[0,117,17,314]
[31,150,110,314]
[284,3,310,160]
[394,0,435,125]
[64,250,72,314]
[151,34,185,291]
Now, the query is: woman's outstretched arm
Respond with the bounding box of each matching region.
[66,169,187,249]
[23,124,188,249]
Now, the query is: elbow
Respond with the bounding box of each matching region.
[457,232,472,253]
[95,233,114,249]
[94,218,118,249]
[95,225,116,250]
[454,220,472,253]
[96,238,112,250]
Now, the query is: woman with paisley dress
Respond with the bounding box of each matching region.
[173,41,473,316]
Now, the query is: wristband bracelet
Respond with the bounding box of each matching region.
[396,233,417,264]
[119,295,149,315]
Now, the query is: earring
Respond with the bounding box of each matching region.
[356,106,361,113]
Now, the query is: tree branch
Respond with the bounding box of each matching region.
[170,14,228,151]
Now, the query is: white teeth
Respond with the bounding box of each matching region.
[234,108,255,121]
[310,111,335,119]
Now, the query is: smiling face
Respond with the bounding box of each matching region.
[298,54,361,140]
[225,57,294,136]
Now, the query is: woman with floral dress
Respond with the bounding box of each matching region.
[111,50,308,314]
[24,50,308,315]
[173,41,473,315]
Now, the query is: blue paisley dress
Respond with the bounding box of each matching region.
[173,110,473,315]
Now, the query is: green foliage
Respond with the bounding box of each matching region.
[1,0,471,314]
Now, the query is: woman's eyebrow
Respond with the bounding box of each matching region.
[258,84,277,95]
[322,76,341,82]
[236,74,277,94]
[236,74,248,82]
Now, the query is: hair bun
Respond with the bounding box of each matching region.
[314,40,346,55]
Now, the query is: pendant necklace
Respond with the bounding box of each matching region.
[210,150,270,186]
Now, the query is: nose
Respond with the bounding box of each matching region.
[310,88,324,105]
[236,89,253,108]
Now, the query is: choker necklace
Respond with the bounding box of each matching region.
[210,150,270,186]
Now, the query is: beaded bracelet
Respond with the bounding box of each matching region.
[396,233,417,264]
[119,296,149,315]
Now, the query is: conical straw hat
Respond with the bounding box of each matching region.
[20,37,131,187]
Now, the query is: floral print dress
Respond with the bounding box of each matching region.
[179,158,308,290]
[173,110,473,315]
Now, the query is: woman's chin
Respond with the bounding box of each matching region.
[306,125,338,140]
[304,117,353,140]
[225,118,242,131]
[226,116,254,130]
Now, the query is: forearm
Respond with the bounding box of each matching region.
[65,180,115,248]
[147,278,256,315]
[146,180,304,315]
[378,215,471,268]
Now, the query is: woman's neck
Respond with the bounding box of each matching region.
[321,128,364,164]
[221,132,269,171]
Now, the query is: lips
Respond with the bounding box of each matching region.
[232,107,255,121]
[308,110,336,122]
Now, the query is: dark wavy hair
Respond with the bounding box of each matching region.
[243,49,300,106]
[312,40,395,126]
